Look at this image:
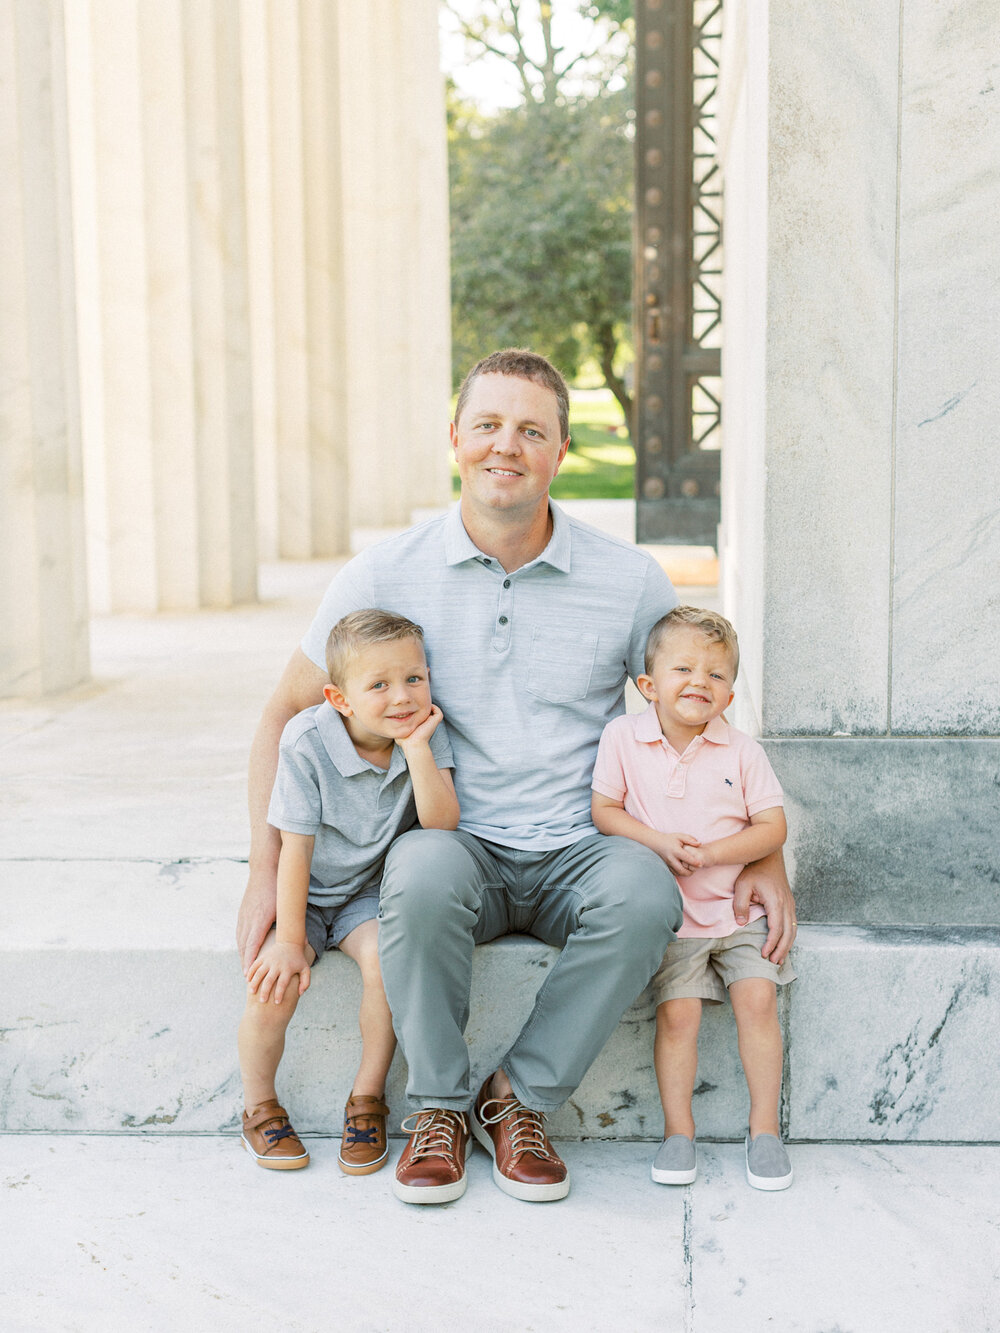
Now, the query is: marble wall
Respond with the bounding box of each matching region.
[722,0,1000,742]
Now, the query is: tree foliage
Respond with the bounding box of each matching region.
[445,2,635,418]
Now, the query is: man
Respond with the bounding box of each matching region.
[237,348,796,1204]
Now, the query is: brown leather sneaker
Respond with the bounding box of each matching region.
[393,1109,470,1204]
[241,1100,309,1170]
[470,1077,569,1202]
[338,1093,390,1176]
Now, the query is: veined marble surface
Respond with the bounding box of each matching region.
[766,737,1000,923]
[892,0,1000,734]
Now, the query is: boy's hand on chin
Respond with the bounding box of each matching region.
[396,703,443,750]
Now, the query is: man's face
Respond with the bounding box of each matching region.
[450,373,570,520]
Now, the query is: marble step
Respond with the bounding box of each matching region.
[4,859,999,1142]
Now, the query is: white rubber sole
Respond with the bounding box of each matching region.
[745,1137,793,1191]
[241,1134,309,1170]
[651,1163,697,1186]
[338,1144,389,1176]
[393,1138,469,1204]
[469,1114,570,1202]
[393,1172,468,1204]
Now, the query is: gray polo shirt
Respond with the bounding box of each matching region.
[267,701,455,907]
[301,502,678,851]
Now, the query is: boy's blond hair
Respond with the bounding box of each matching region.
[325,609,425,687]
[644,606,740,679]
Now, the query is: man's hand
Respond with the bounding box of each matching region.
[246,939,311,1005]
[396,703,443,754]
[655,831,702,878]
[733,850,797,965]
[237,865,279,975]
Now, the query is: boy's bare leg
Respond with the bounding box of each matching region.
[338,919,396,1096]
[654,998,702,1139]
[729,978,783,1138]
[237,929,316,1109]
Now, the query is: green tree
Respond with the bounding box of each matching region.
[445,2,635,419]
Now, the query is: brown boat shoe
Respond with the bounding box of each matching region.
[470,1076,569,1202]
[338,1093,390,1176]
[241,1100,310,1170]
[393,1109,470,1204]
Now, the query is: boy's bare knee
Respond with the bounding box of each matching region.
[729,978,777,1024]
[656,997,702,1037]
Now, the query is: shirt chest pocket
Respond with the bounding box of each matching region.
[525,626,598,703]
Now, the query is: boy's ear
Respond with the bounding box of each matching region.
[636,673,657,702]
[324,682,352,717]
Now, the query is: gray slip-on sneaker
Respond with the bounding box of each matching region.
[745,1132,793,1190]
[651,1134,697,1185]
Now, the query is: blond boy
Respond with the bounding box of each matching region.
[592,606,796,1191]
[238,610,458,1173]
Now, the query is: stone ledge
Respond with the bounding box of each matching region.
[3,916,998,1142]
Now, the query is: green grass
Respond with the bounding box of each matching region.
[450,393,636,501]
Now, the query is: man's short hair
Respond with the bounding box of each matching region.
[644,605,740,680]
[325,609,425,687]
[454,348,571,442]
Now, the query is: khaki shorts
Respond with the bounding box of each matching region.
[650,917,797,1007]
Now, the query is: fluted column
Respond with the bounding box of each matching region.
[68,0,256,613]
[337,0,452,532]
[0,0,89,697]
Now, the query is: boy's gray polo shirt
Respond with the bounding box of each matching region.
[267,702,454,907]
[301,502,678,852]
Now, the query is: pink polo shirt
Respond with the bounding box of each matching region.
[592,704,784,938]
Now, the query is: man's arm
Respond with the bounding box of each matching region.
[733,848,797,965]
[237,648,329,973]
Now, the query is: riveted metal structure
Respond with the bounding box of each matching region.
[634,0,722,545]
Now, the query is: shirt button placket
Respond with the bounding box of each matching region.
[492,575,514,650]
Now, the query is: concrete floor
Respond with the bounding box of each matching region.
[5,1136,999,1332]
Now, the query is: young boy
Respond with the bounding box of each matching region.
[238,609,459,1173]
[591,606,795,1191]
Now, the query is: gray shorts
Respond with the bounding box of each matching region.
[304,884,381,963]
[650,917,797,1007]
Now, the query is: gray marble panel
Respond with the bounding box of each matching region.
[762,0,898,735]
[892,0,1000,733]
[765,737,1000,923]
[788,925,1000,1141]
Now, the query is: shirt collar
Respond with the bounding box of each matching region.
[443,500,572,573]
[314,703,407,779]
[635,703,731,747]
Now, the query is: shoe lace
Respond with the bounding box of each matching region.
[399,1110,467,1163]
[263,1121,297,1146]
[478,1098,560,1163]
[344,1123,378,1146]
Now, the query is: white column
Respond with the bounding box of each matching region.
[0,0,89,697]
[68,0,256,612]
[338,0,452,534]
[258,0,349,559]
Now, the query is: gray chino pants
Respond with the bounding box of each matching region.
[377,829,682,1112]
